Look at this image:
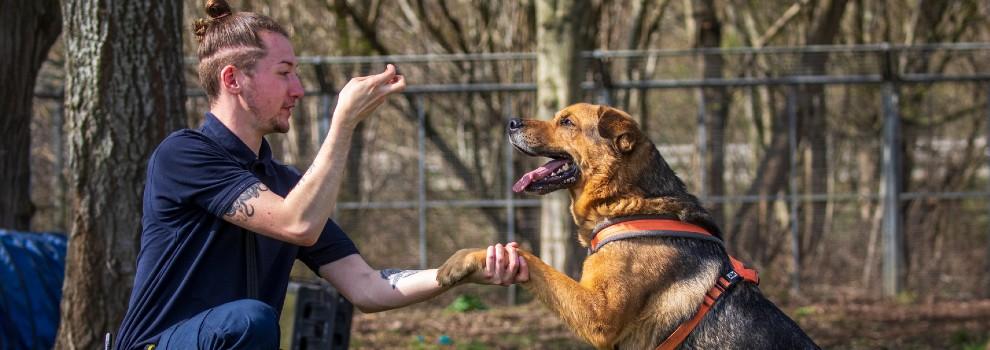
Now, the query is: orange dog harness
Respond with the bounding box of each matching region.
[589,217,759,350]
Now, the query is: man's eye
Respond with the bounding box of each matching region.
[559,118,573,126]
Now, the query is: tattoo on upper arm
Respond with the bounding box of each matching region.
[380,269,422,290]
[224,182,269,220]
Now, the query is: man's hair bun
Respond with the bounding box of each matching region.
[205,0,233,20]
[194,0,234,42]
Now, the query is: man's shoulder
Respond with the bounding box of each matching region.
[147,129,232,174]
[160,128,213,146]
[154,129,221,157]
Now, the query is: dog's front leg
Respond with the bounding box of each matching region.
[438,249,642,349]
[436,248,487,286]
[516,251,643,349]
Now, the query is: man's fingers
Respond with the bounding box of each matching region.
[485,245,495,279]
[385,74,406,93]
[493,243,505,284]
[516,257,529,282]
[367,64,397,85]
[375,75,406,97]
[505,245,519,285]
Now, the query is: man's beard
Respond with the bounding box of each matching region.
[244,90,290,134]
[269,114,290,134]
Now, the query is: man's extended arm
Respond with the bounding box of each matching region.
[223,65,405,246]
[318,243,528,313]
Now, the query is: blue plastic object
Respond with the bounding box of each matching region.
[0,230,68,350]
[437,335,452,346]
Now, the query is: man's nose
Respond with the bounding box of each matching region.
[289,76,304,98]
[507,118,523,131]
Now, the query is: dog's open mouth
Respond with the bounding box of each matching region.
[512,156,580,194]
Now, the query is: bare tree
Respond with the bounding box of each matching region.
[895,0,985,295]
[331,0,534,234]
[694,0,730,227]
[56,0,185,348]
[727,0,849,269]
[0,0,61,230]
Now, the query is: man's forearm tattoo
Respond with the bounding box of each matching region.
[224,182,269,220]
[298,166,315,184]
[380,269,422,289]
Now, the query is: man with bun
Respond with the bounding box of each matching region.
[113,1,528,349]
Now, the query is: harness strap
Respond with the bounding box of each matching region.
[590,218,717,253]
[586,217,758,350]
[657,257,758,350]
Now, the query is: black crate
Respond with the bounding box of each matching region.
[290,282,353,350]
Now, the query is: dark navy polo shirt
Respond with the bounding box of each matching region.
[114,113,359,350]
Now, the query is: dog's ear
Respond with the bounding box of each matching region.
[598,107,638,154]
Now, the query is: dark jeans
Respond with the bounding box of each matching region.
[153,299,279,350]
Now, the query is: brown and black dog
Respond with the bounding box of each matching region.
[437,103,819,349]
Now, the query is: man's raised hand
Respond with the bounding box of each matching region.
[332,64,407,130]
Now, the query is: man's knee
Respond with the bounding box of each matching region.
[235,299,277,329]
[156,299,279,350]
[210,299,279,348]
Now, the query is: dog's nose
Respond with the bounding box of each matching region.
[507,118,523,131]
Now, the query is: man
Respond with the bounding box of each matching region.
[113,3,528,349]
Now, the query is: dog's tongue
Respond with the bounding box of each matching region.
[513,159,568,193]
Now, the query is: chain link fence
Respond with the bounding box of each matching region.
[32,43,990,305]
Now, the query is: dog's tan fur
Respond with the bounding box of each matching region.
[437,103,729,349]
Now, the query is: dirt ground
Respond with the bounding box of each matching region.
[349,299,990,349]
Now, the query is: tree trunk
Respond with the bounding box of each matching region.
[695,0,729,228]
[536,0,597,278]
[728,0,849,267]
[0,0,62,230]
[896,0,964,295]
[56,0,185,348]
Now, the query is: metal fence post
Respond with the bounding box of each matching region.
[697,88,708,200]
[416,95,428,269]
[881,76,904,298]
[787,86,801,295]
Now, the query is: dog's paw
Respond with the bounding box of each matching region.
[437,248,486,287]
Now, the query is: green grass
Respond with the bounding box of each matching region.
[950,330,989,350]
[445,294,488,313]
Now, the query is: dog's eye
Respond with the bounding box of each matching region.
[559,118,574,127]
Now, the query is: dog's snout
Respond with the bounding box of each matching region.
[507,118,524,131]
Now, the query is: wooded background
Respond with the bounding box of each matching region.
[4,0,990,348]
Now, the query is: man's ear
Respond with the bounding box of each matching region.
[220,65,241,94]
[597,107,638,153]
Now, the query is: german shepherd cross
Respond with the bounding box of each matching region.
[437,103,819,349]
